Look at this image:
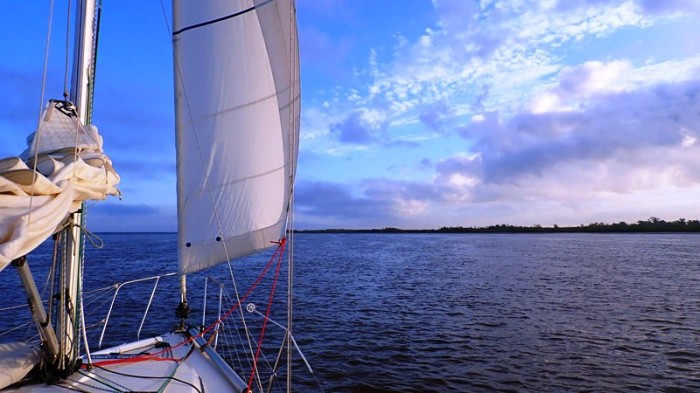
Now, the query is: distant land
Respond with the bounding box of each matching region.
[295,217,700,234]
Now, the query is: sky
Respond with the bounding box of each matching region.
[1,0,700,231]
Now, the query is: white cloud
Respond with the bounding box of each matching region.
[681,128,697,148]
[394,198,429,216]
[352,0,680,133]
[527,55,700,115]
[530,92,563,114]
[558,60,632,95]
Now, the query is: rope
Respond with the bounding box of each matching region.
[94,365,203,393]
[75,369,125,392]
[76,223,105,249]
[58,377,111,393]
[246,238,285,391]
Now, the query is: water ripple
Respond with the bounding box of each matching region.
[2,232,699,392]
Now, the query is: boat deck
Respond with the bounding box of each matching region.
[4,331,248,393]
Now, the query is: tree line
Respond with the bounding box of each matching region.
[296,217,700,234]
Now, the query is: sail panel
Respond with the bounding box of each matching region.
[173,0,300,274]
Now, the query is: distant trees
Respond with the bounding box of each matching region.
[630,217,700,232]
[437,217,700,233]
[296,217,700,234]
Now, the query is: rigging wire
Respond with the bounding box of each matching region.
[246,245,285,391]
[64,0,73,99]
[27,0,56,227]
[44,234,61,328]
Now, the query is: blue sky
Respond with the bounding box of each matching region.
[2,1,700,231]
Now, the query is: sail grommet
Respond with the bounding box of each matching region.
[216,236,221,242]
[186,242,191,247]
[246,303,255,313]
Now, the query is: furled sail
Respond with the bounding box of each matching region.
[0,100,120,271]
[173,0,300,274]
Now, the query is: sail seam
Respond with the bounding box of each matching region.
[204,164,286,195]
[195,90,300,122]
[172,0,274,36]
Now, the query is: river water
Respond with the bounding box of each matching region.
[291,233,700,392]
[2,233,699,392]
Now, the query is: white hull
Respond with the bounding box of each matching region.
[4,330,247,392]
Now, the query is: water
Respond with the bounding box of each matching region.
[2,233,700,392]
[292,233,700,392]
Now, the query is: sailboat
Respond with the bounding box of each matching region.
[0,0,302,392]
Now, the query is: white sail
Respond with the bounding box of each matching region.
[0,101,120,271]
[173,0,300,274]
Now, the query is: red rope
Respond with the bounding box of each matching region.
[246,237,285,390]
[85,239,287,368]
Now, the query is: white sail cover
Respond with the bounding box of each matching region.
[173,0,300,274]
[0,100,120,271]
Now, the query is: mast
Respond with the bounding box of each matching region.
[287,2,299,388]
[55,0,97,372]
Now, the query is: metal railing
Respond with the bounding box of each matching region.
[97,272,177,349]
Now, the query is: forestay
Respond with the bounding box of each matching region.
[0,100,120,271]
[173,0,300,274]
